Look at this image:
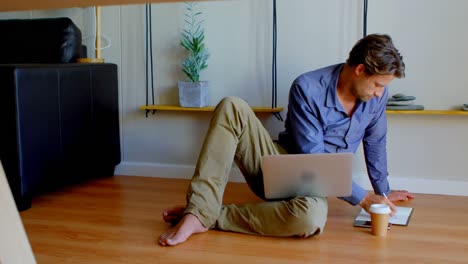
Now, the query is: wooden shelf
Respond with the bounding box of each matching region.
[386,110,468,115]
[0,0,214,12]
[140,105,284,113]
[141,106,468,115]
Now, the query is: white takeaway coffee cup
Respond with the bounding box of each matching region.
[369,204,391,236]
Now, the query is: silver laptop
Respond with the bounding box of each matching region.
[262,153,353,199]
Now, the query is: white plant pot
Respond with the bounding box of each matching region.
[178,81,209,107]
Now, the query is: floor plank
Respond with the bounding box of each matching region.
[20,176,468,263]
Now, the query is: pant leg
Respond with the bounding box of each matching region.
[184,96,280,228]
[185,96,328,237]
[213,98,329,237]
[216,196,328,238]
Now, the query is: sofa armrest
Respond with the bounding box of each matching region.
[0,63,120,210]
[0,17,82,63]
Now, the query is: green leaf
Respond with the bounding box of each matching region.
[182,30,191,39]
[180,38,192,48]
[181,2,209,82]
[180,42,190,51]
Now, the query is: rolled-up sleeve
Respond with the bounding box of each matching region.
[338,181,368,205]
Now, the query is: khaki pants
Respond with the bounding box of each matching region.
[184,97,328,237]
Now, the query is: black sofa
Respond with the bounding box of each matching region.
[0,18,121,211]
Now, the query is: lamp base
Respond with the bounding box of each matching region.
[77,58,105,63]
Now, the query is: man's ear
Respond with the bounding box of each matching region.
[354,64,366,76]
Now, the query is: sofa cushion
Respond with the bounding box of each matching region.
[0,17,82,63]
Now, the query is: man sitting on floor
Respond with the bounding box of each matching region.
[159,34,415,246]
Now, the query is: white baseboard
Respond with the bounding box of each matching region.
[115,161,246,182]
[115,162,468,196]
[352,173,468,196]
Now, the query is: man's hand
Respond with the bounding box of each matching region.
[359,193,397,216]
[359,190,415,216]
[387,190,415,201]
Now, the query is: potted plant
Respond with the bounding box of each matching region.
[178,2,210,108]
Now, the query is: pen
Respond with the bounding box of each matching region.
[382,193,396,216]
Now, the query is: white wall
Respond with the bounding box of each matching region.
[364,0,468,194]
[2,0,467,195]
[116,0,364,173]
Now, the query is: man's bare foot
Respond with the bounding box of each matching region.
[162,207,185,225]
[159,213,208,246]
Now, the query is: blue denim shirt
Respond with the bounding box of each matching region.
[278,63,390,205]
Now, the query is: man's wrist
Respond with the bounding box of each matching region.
[358,192,369,208]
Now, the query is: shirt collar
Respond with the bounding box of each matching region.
[325,63,345,109]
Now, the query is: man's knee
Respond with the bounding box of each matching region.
[216,96,249,112]
[213,97,253,125]
[287,196,328,237]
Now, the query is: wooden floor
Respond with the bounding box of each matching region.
[20,176,468,264]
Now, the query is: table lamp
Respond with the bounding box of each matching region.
[77,6,104,63]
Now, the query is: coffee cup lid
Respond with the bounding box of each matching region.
[369,204,391,214]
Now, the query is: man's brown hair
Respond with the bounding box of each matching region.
[347,34,405,78]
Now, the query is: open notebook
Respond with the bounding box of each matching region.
[354,206,414,226]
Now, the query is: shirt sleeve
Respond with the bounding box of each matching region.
[338,181,368,205]
[287,83,325,154]
[362,88,390,196]
[338,89,391,205]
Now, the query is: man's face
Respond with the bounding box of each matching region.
[351,65,395,102]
